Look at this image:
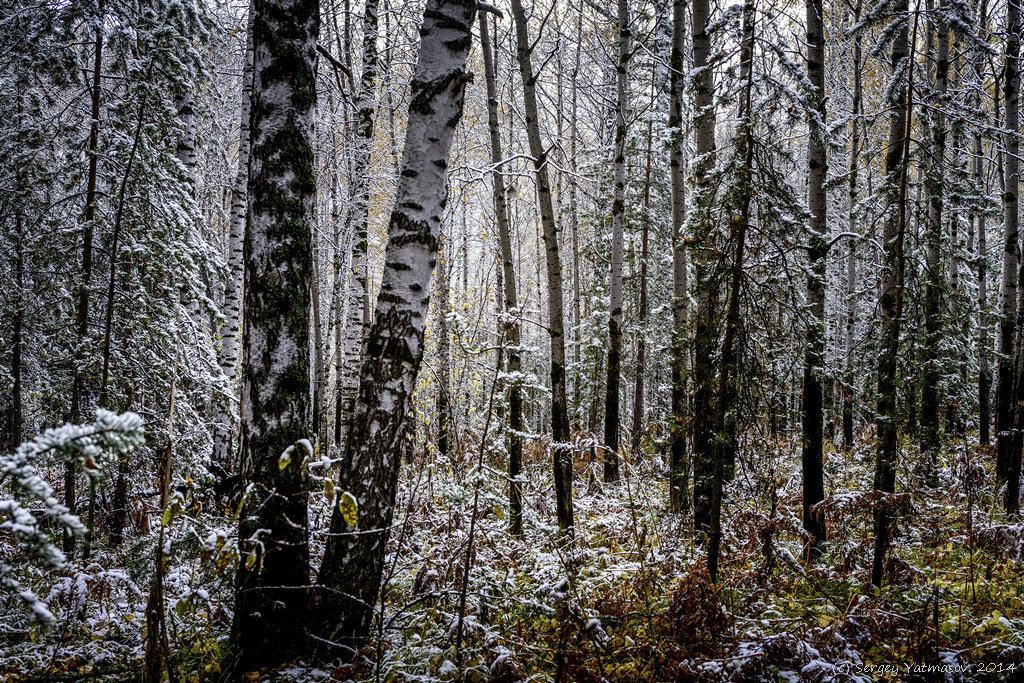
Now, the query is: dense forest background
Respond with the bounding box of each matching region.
[2,0,1024,679]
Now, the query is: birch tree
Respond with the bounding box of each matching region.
[337,0,380,454]
[603,0,630,482]
[230,0,319,667]
[313,0,480,652]
[212,15,251,475]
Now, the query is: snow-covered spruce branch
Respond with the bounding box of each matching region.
[0,409,145,623]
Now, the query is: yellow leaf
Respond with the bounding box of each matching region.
[245,548,258,571]
[279,446,293,470]
[324,478,335,502]
[339,491,359,527]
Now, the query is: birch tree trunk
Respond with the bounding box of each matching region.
[337,0,379,454]
[312,245,327,447]
[229,0,319,666]
[801,0,828,552]
[332,162,349,448]
[571,6,583,405]
[844,0,863,451]
[313,0,478,653]
[872,0,912,588]
[603,0,630,482]
[481,12,524,537]
[213,18,252,474]
[976,0,991,445]
[669,0,690,513]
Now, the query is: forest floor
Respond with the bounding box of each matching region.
[2,430,1024,682]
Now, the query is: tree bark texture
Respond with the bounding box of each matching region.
[313,0,478,653]
[230,0,319,667]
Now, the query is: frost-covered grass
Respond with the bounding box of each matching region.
[2,429,1023,681]
[297,431,1024,682]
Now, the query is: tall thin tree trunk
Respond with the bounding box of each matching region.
[481,12,524,537]
[872,0,914,588]
[708,0,755,584]
[214,19,252,473]
[94,83,148,556]
[950,56,966,438]
[511,0,574,531]
[229,0,319,666]
[603,0,630,482]
[313,0,479,653]
[976,0,991,445]
[570,5,583,411]
[632,69,657,455]
[312,245,327,447]
[669,0,690,513]
[920,0,949,479]
[801,0,828,554]
[997,0,1021,482]
[844,0,863,451]
[332,167,349,449]
[338,0,380,454]
[144,340,178,683]
[9,210,23,452]
[66,3,105,557]
[1007,0,1024,517]
[436,234,451,459]
[690,0,720,536]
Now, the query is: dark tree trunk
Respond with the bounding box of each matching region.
[708,0,755,584]
[801,0,828,554]
[690,0,719,535]
[669,0,690,513]
[872,0,913,588]
[90,81,148,559]
[436,234,451,459]
[1008,0,1024,517]
[66,5,105,558]
[511,0,574,531]
[997,0,1021,482]
[920,0,950,480]
[480,13,524,537]
[9,209,23,453]
[229,0,319,668]
[632,69,656,456]
[312,0,478,654]
[603,0,630,482]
